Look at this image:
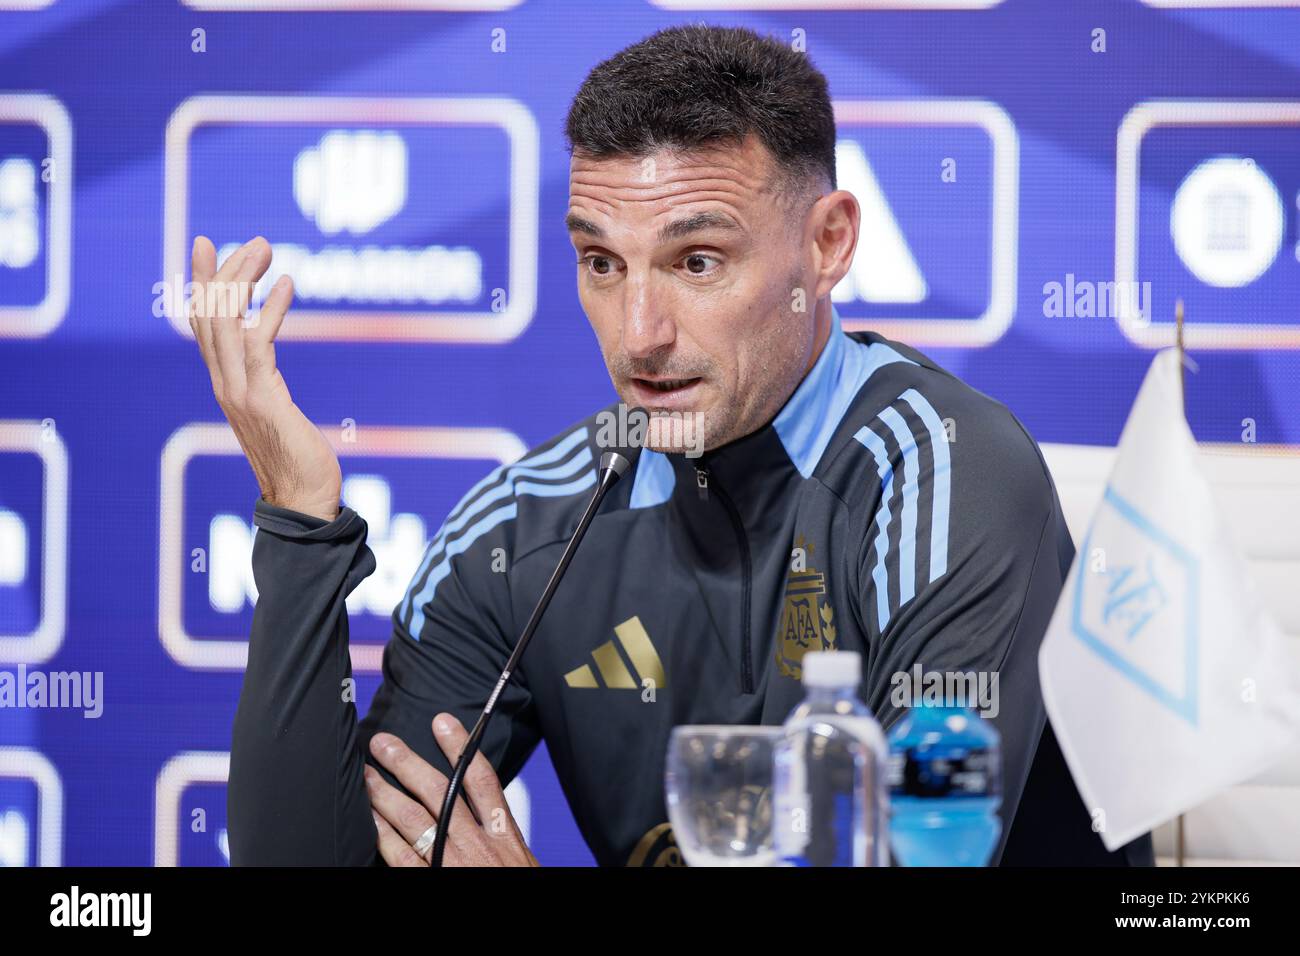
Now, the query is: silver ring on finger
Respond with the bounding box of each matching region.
[412,823,438,859]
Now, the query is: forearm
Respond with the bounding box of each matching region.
[227,499,379,866]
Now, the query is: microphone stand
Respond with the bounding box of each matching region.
[428,451,630,868]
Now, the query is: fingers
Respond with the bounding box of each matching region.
[431,713,523,849]
[367,733,483,861]
[250,273,292,346]
[190,235,255,395]
[189,236,221,389]
[188,237,289,393]
[369,783,430,867]
[365,764,438,856]
[243,274,291,384]
[209,237,271,401]
[191,234,216,286]
[367,727,535,867]
[232,235,274,315]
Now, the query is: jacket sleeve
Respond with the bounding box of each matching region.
[227,498,380,866]
[853,396,1107,865]
[228,485,543,866]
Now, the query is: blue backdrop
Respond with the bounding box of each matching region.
[0,0,1297,866]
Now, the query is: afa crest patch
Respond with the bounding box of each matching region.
[775,536,837,680]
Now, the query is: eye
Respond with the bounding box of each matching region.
[679,252,722,277]
[578,255,622,279]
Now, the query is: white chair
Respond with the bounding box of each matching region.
[1039,441,1300,866]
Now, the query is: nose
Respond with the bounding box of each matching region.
[621,281,676,361]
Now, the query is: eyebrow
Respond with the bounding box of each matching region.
[564,213,604,239]
[564,210,742,245]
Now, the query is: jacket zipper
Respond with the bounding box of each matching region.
[694,463,754,694]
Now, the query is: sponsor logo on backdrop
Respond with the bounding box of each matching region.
[0,94,70,338]
[161,95,539,342]
[294,129,408,236]
[208,474,430,618]
[158,423,526,671]
[1171,157,1284,289]
[831,100,1019,347]
[0,421,67,664]
[1116,101,1300,348]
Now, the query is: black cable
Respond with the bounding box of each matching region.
[428,452,629,868]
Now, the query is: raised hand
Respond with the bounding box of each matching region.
[188,235,342,522]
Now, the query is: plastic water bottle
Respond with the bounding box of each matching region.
[886,704,1002,866]
[772,651,888,866]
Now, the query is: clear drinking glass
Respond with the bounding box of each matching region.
[664,725,783,866]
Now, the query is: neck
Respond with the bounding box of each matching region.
[645,300,842,469]
[680,298,838,460]
[802,299,834,381]
[705,297,833,454]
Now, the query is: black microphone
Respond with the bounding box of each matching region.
[428,440,637,868]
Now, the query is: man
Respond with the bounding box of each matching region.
[191,24,1152,866]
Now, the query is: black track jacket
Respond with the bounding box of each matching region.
[228,308,1155,867]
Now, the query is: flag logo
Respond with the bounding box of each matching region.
[1073,487,1201,727]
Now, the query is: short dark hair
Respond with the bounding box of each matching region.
[564,24,837,206]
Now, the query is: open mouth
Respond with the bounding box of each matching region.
[629,376,703,408]
[637,377,699,392]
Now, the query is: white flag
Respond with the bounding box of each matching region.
[1039,349,1300,851]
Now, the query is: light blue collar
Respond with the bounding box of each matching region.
[629,304,915,505]
[772,304,917,478]
[772,305,848,478]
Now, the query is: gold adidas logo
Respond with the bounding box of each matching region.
[564,616,666,690]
